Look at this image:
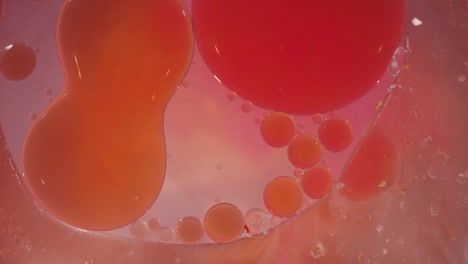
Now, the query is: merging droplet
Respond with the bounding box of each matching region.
[244,208,270,235]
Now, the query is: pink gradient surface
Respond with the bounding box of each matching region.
[0,0,467,263]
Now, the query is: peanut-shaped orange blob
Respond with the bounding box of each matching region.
[22,0,193,230]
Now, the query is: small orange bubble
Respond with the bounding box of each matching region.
[263,176,304,218]
[301,165,334,199]
[260,112,296,148]
[28,113,37,121]
[318,117,353,153]
[204,202,244,243]
[0,43,36,81]
[287,134,323,169]
[176,216,204,244]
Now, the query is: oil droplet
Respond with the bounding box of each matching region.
[260,112,296,148]
[301,165,334,199]
[287,134,323,169]
[44,88,53,96]
[263,176,304,218]
[244,208,270,235]
[180,79,191,88]
[129,220,149,239]
[227,91,237,101]
[293,168,304,178]
[28,113,37,121]
[312,113,324,124]
[254,115,262,124]
[0,43,36,81]
[176,216,204,244]
[339,131,397,201]
[147,218,161,231]
[318,117,353,153]
[241,101,253,113]
[22,0,193,230]
[158,226,175,243]
[204,202,244,243]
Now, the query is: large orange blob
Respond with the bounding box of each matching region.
[192,0,405,114]
[22,0,193,230]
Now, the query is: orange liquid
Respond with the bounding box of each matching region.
[22,0,193,230]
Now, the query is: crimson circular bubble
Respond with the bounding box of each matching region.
[192,1,405,115]
[0,43,37,81]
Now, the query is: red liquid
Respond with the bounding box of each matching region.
[192,0,405,114]
[22,0,193,230]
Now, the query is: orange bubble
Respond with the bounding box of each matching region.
[204,203,244,243]
[339,131,398,200]
[260,112,296,148]
[0,43,36,81]
[241,101,253,113]
[22,0,193,230]
[263,176,304,218]
[301,165,334,199]
[287,134,323,169]
[176,216,204,244]
[318,117,353,152]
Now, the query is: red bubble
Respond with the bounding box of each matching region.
[260,112,296,148]
[0,43,37,81]
[318,117,354,153]
[301,165,334,199]
[192,1,405,114]
[287,135,323,169]
[339,131,398,201]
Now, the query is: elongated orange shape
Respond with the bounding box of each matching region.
[22,0,193,230]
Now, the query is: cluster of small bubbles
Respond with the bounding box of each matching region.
[241,101,253,113]
[129,220,149,239]
[376,224,384,234]
[309,242,326,259]
[387,46,406,76]
[158,226,175,243]
[244,208,271,235]
[11,228,31,251]
[227,91,237,101]
[457,171,467,184]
